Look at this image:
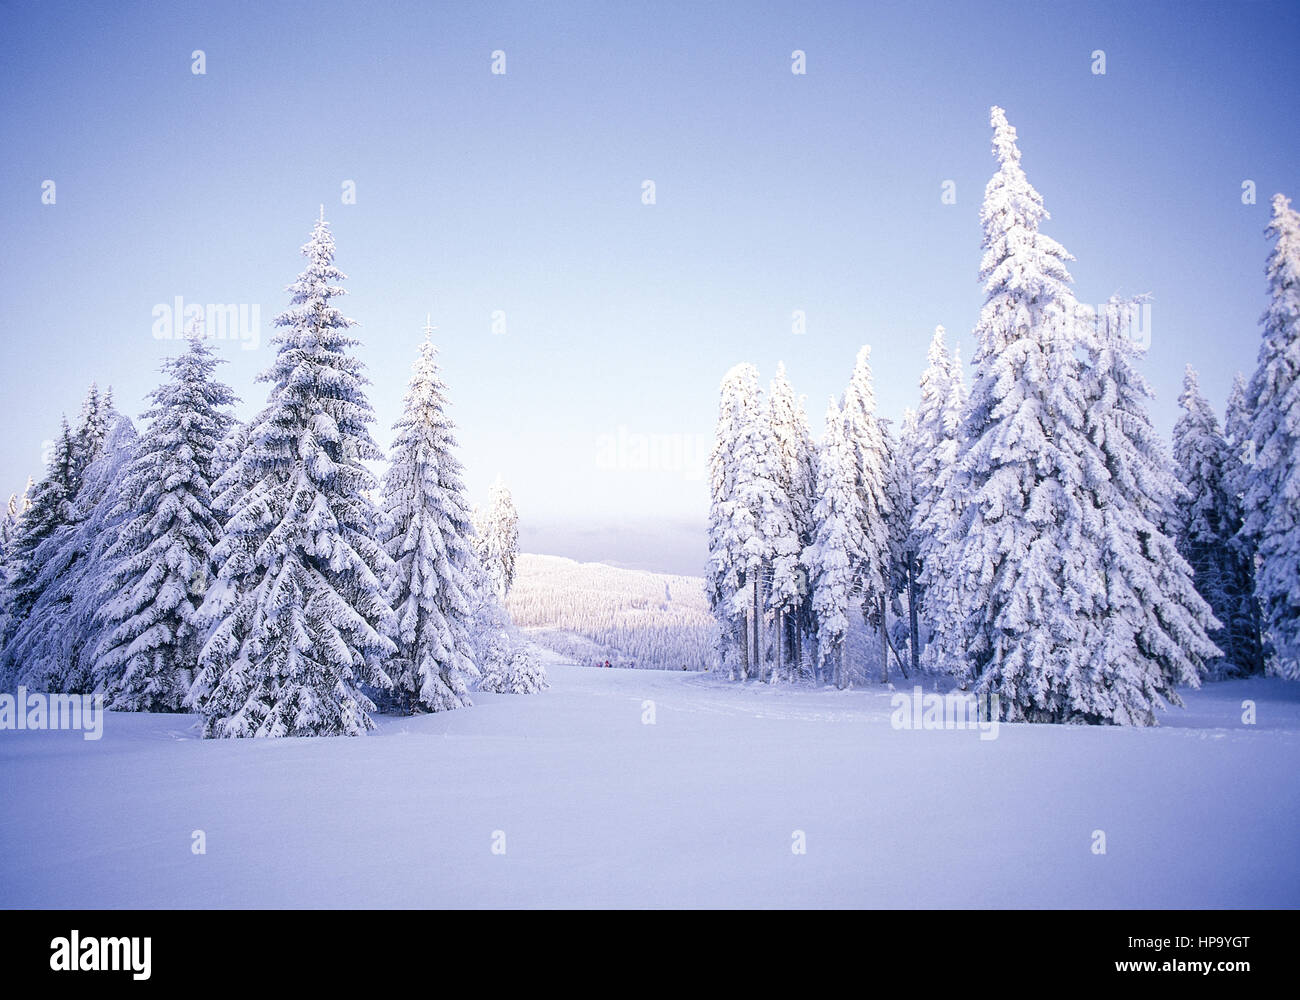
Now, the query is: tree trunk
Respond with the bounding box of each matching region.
[879,593,889,684]
[752,571,762,683]
[738,577,749,679]
[774,609,782,684]
[794,607,803,680]
[907,556,920,676]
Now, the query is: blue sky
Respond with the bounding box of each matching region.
[1,0,1296,574]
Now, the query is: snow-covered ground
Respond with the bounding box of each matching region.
[2,644,1297,908]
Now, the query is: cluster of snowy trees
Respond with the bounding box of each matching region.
[506,553,718,670]
[0,216,543,736]
[707,106,1300,724]
[1172,192,1300,685]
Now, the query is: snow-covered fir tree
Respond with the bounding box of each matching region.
[889,409,921,674]
[377,322,482,713]
[93,329,237,711]
[473,477,519,602]
[926,106,1113,721]
[913,339,967,663]
[729,378,793,682]
[1172,364,1261,677]
[470,544,547,695]
[1079,308,1218,722]
[0,381,112,661]
[473,584,548,694]
[1241,193,1300,679]
[908,327,965,628]
[839,346,892,675]
[73,383,113,479]
[750,389,802,684]
[188,213,397,737]
[1222,371,1265,674]
[0,416,85,659]
[766,363,817,676]
[0,482,30,591]
[706,364,761,676]
[803,398,864,688]
[1,413,137,692]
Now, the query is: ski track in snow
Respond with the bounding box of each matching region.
[1,644,1297,909]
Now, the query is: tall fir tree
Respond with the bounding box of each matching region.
[747,382,802,684]
[731,382,792,682]
[928,106,1113,721]
[706,364,761,676]
[894,407,923,673]
[378,322,482,713]
[189,213,397,737]
[94,329,237,710]
[1242,193,1300,679]
[1222,371,1266,674]
[804,398,864,688]
[1080,309,1218,723]
[908,328,965,588]
[1172,364,1259,677]
[767,363,817,676]
[914,338,968,661]
[840,346,892,676]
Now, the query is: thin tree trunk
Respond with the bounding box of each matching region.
[794,606,803,680]
[907,556,920,676]
[774,609,783,684]
[752,571,761,683]
[880,593,889,684]
[743,577,754,676]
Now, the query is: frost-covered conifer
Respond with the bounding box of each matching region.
[928,107,1111,721]
[1080,314,1218,722]
[1242,194,1300,679]
[1,414,137,692]
[803,399,863,688]
[1221,372,1265,674]
[706,364,761,675]
[73,383,112,479]
[378,323,481,713]
[0,420,82,660]
[94,329,236,710]
[767,364,817,676]
[1172,364,1259,677]
[473,478,519,602]
[840,346,892,672]
[189,214,397,737]
[471,551,547,694]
